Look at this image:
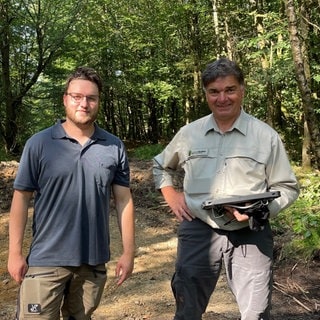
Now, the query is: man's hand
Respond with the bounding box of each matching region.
[115,253,134,286]
[224,206,250,223]
[7,253,28,284]
[161,186,195,221]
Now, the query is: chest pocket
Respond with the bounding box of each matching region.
[95,162,116,187]
[183,147,269,195]
[183,148,218,194]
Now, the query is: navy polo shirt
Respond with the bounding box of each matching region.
[14,120,130,266]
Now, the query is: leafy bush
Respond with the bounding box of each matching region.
[272,168,320,261]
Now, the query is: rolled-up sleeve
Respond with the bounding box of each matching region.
[153,131,184,190]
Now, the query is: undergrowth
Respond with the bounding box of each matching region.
[131,143,164,160]
[272,168,320,262]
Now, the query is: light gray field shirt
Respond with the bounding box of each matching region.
[153,110,299,230]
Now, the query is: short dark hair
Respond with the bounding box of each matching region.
[201,58,244,88]
[64,66,103,93]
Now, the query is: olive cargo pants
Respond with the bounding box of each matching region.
[16,264,107,320]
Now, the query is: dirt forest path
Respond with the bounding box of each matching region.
[0,160,319,320]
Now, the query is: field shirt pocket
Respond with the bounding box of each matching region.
[183,148,218,195]
[223,147,269,192]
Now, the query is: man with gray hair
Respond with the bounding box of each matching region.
[153,58,299,320]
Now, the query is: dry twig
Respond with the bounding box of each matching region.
[273,281,313,313]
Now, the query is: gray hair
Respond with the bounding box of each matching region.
[201,58,244,88]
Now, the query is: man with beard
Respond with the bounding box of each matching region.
[8,67,135,320]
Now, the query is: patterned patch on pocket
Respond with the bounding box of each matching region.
[27,303,41,314]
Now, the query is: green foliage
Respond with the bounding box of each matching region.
[0,146,16,161]
[272,169,320,261]
[131,144,164,160]
[1,0,320,166]
[0,0,86,152]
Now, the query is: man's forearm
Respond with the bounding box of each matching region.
[120,199,135,257]
[8,190,32,255]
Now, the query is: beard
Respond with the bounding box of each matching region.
[66,107,98,127]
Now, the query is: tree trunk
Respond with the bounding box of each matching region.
[302,119,312,169]
[0,5,21,154]
[284,0,320,169]
[211,0,222,54]
[299,0,313,169]
[147,93,159,144]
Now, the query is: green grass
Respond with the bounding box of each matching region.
[130,143,164,160]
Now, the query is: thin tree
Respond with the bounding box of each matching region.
[284,0,320,169]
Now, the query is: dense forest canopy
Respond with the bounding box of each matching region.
[0,0,319,168]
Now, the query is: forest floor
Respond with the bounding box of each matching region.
[0,159,319,320]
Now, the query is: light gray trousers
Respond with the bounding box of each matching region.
[172,218,273,320]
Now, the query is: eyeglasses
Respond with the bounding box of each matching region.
[66,93,99,104]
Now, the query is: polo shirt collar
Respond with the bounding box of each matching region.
[52,120,106,141]
[91,123,107,141]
